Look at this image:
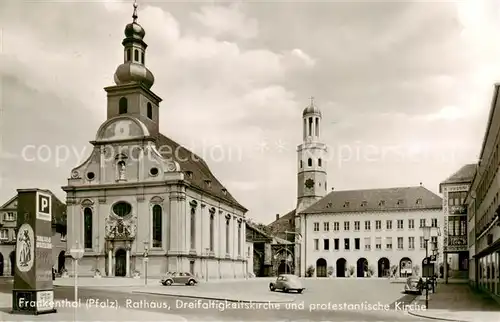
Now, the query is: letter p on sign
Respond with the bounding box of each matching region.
[37,192,52,222]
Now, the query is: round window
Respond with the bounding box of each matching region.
[86,172,95,180]
[113,202,132,217]
[150,167,159,176]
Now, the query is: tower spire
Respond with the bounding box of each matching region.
[309,96,314,106]
[132,0,138,23]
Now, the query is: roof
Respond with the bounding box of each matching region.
[439,164,477,192]
[267,209,296,231]
[302,186,442,214]
[156,134,246,212]
[0,194,18,209]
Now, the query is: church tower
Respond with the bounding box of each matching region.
[104,1,162,138]
[296,98,328,213]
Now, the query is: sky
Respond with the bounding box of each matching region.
[0,0,499,224]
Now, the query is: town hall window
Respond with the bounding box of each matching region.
[83,207,93,249]
[152,205,162,248]
[147,102,153,119]
[119,97,128,114]
[190,207,196,250]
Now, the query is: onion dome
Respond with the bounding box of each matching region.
[303,97,322,117]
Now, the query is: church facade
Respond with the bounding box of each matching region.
[62,4,247,279]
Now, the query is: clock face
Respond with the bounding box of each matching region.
[305,178,315,189]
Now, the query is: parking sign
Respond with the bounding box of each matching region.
[36,192,51,222]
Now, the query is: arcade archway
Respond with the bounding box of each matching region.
[357,258,368,277]
[316,258,327,277]
[399,257,413,277]
[336,258,346,277]
[378,258,390,277]
[58,251,66,273]
[9,251,15,276]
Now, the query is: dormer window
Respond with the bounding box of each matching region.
[222,188,227,195]
[185,171,193,179]
[416,198,422,205]
[204,179,212,188]
[379,200,385,206]
[361,201,367,207]
[397,199,404,205]
[343,201,350,208]
[326,202,332,208]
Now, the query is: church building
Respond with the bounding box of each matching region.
[62,3,248,279]
[268,100,444,278]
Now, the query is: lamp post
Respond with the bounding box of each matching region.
[431,241,438,292]
[143,240,149,286]
[69,241,84,302]
[205,248,210,282]
[422,225,431,309]
[94,237,99,272]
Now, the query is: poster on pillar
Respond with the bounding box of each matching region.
[11,189,56,315]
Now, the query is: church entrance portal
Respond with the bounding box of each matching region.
[115,249,126,277]
[278,261,291,275]
[336,258,346,277]
[9,252,15,276]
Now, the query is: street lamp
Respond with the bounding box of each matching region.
[69,241,84,302]
[422,225,431,309]
[143,240,149,286]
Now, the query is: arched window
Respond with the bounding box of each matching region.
[238,222,242,256]
[300,160,303,168]
[134,49,139,62]
[308,117,313,136]
[190,208,196,250]
[308,158,312,167]
[147,102,153,119]
[126,49,131,62]
[209,214,214,251]
[318,158,322,167]
[315,117,319,136]
[113,201,131,217]
[152,205,162,248]
[83,208,93,249]
[141,52,145,64]
[226,218,230,254]
[119,97,127,114]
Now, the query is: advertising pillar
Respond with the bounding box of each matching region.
[12,189,57,315]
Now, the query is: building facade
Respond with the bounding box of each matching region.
[466,84,500,302]
[62,5,247,279]
[439,164,476,282]
[0,190,67,276]
[299,187,443,278]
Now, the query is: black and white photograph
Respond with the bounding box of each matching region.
[0,0,499,321]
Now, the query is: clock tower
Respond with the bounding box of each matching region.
[296,97,328,213]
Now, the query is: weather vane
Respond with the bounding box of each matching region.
[132,0,138,23]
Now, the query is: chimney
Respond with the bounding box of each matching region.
[276,214,280,220]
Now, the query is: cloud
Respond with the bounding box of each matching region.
[190,3,258,39]
[0,0,496,224]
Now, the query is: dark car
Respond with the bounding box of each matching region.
[269,274,304,293]
[404,276,423,295]
[161,272,198,286]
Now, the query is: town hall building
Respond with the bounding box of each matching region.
[268,99,444,278]
[62,3,248,279]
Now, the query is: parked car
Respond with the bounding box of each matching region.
[269,274,304,293]
[404,276,423,295]
[161,272,198,286]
